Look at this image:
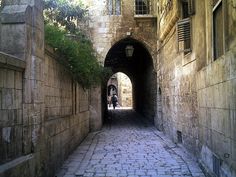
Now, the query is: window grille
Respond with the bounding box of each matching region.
[108,0,113,15]
[115,0,121,15]
[177,18,191,53]
[213,0,223,60]
[135,0,151,15]
[108,0,121,15]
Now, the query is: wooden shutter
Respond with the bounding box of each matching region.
[188,0,195,15]
[177,18,191,52]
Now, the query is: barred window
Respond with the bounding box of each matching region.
[213,0,223,60]
[108,0,121,15]
[135,0,150,15]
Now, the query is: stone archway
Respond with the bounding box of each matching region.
[103,37,157,122]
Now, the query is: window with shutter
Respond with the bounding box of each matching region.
[177,18,191,53]
[213,0,224,60]
[188,0,195,15]
[177,0,193,54]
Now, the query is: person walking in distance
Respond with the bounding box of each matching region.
[111,94,118,109]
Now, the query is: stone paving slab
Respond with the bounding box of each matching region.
[55,110,205,177]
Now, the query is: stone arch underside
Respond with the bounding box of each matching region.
[103,37,157,122]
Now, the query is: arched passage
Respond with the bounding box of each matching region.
[107,72,133,109]
[103,37,157,122]
[107,84,117,97]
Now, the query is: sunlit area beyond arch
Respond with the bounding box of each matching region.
[107,72,133,110]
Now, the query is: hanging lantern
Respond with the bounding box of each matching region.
[125,45,134,57]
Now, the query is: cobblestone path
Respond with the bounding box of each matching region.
[56,110,205,177]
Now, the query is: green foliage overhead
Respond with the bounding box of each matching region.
[45,24,110,88]
[44,0,111,88]
[44,0,86,33]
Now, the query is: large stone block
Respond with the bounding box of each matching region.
[23,104,30,125]
[206,86,214,108]
[2,88,14,109]
[23,79,32,104]
[202,126,213,148]
[231,139,236,162]
[0,110,8,126]
[229,79,236,110]
[6,70,15,89]
[31,6,44,29]
[0,89,1,109]
[0,69,7,88]
[230,110,236,141]
[199,107,207,127]
[0,24,26,59]
[230,49,236,79]
[14,71,23,90]
[211,130,231,159]
[1,5,32,25]
[200,145,214,172]
[22,125,32,154]
[210,108,230,138]
[32,80,44,104]
[32,29,44,59]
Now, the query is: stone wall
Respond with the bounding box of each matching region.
[158,26,199,151]
[157,0,236,176]
[0,52,25,165]
[156,0,199,147]
[43,48,90,176]
[117,73,132,107]
[0,1,91,176]
[0,49,90,177]
[82,0,158,121]
[196,1,236,177]
[82,0,157,63]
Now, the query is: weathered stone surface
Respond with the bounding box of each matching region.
[0,24,26,59]
[156,0,236,176]
[1,5,32,24]
[0,1,90,177]
[0,0,235,177]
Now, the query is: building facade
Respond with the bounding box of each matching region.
[0,0,235,177]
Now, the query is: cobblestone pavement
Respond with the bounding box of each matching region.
[56,110,205,177]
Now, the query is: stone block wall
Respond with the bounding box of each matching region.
[157,0,236,176]
[0,53,24,165]
[197,51,236,177]
[196,1,236,176]
[159,25,198,151]
[82,0,158,122]
[83,0,157,63]
[0,48,91,177]
[117,73,132,107]
[43,49,90,176]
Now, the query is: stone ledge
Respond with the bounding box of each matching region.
[134,15,157,19]
[0,52,26,70]
[1,5,32,24]
[0,154,34,174]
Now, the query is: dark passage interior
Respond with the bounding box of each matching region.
[103,37,157,123]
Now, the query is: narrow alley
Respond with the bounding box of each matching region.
[56,110,205,177]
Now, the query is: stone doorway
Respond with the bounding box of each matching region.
[102,37,157,123]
